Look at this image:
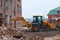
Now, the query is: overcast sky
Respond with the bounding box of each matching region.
[22,0,60,18]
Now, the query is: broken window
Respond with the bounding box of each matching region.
[20,6,21,15]
[0,20,2,26]
[10,0,12,10]
[14,7,16,16]
[18,0,21,2]
[17,5,20,13]
[0,0,2,6]
[0,13,3,17]
[5,0,8,9]
[4,15,8,24]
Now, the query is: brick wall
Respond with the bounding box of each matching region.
[48,14,60,25]
[0,0,22,27]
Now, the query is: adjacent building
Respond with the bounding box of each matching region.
[47,7,60,25]
[0,0,22,27]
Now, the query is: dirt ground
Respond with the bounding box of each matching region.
[18,30,60,40]
[0,26,60,40]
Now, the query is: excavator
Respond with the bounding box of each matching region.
[11,15,55,32]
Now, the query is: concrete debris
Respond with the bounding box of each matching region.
[44,37,54,40]
[0,34,59,40]
[0,25,60,40]
[53,35,60,40]
[44,35,60,40]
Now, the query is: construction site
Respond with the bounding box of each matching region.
[0,0,60,40]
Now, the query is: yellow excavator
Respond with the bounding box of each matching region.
[11,15,55,32]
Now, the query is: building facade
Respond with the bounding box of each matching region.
[0,0,22,27]
[47,7,60,25]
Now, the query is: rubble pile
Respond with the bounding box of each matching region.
[0,34,59,40]
[0,24,60,40]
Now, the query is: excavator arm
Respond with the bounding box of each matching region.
[43,20,55,29]
[11,17,31,28]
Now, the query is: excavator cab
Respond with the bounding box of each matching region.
[32,16,43,31]
[33,16,42,23]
